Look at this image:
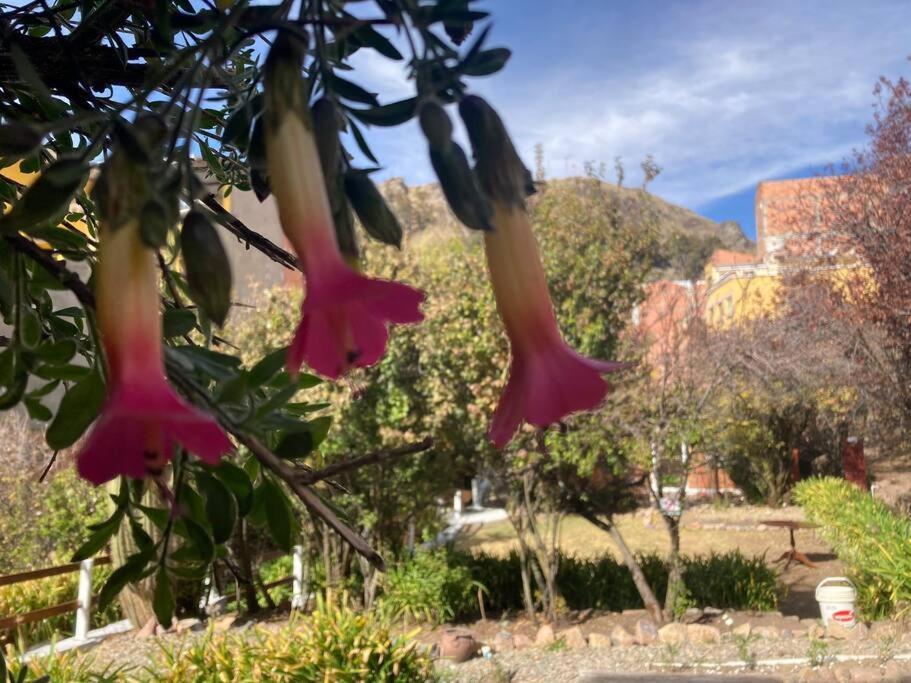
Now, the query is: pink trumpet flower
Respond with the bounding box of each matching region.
[264,41,424,379]
[485,204,627,449]
[76,212,232,485]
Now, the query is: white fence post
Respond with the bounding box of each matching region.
[74,558,93,641]
[291,545,304,609]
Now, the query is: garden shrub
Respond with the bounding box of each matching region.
[154,596,434,682]
[795,477,911,618]
[378,549,480,624]
[442,549,777,617]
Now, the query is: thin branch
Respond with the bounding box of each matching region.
[300,437,433,484]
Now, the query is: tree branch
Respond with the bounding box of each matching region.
[300,437,433,484]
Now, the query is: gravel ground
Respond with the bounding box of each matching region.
[444,639,911,683]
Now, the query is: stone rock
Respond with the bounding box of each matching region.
[621,608,648,617]
[753,625,781,640]
[439,628,478,663]
[610,624,636,647]
[492,631,513,652]
[801,618,821,628]
[658,623,688,646]
[175,617,203,634]
[558,626,587,649]
[534,623,555,647]
[635,619,659,645]
[686,623,721,645]
[212,614,238,633]
[791,629,808,639]
[512,634,533,650]
[808,622,826,640]
[683,607,703,622]
[576,608,594,623]
[588,632,612,649]
[732,622,752,638]
[703,606,724,616]
[884,661,910,682]
[827,621,868,641]
[846,666,891,683]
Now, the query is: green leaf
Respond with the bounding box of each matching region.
[247,347,288,388]
[263,478,295,551]
[24,396,51,421]
[215,461,254,517]
[46,369,105,450]
[162,307,196,337]
[0,158,89,234]
[343,170,403,247]
[198,472,237,544]
[98,552,151,612]
[328,74,379,106]
[35,338,77,365]
[153,568,175,629]
[18,306,42,350]
[182,518,215,563]
[180,210,233,326]
[33,363,90,381]
[71,511,122,561]
[461,47,511,77]
[354,25,403,60]
[349,98,417,127]
[275,416,332,460]
[9,43,52,101]
[137,505,169,531]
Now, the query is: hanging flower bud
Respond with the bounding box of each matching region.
[343,170,403,248]
[76,139,232,485]
[458,96,628,448]
[264,34,424,379]
[419,102,492,232]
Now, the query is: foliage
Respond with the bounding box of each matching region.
[153,597,434,682]
[795,477,911,618]
[8,646,130,683]
[0,567,122,649]
[443,549,778,616]
[378,550,480,624]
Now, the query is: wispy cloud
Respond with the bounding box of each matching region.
[340,1,911,218]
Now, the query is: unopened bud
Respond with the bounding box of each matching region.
[180,210,233,326]
[429,142,491,232]
[419,102,453,150]
[264,33,310,128]
[343,170,403,249]
[458,95,531,206]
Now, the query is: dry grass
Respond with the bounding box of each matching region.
[454,504,833,560]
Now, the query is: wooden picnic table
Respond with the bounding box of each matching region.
[763,520,820,570]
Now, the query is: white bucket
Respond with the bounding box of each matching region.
[815,577,857,628]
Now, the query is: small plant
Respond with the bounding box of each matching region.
[152,594,434,681]
[545,637,567,653]
[7,646,131,682]
[806,639,831,668]
[378,550,482,624]
[733,633,757,670]
[796,477,911,619]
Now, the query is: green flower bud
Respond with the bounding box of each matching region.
[430,143,492,232]
[419,102,454,151]
[344,170,403,249]
[458,95,532,207]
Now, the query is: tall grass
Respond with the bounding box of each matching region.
[795,477,911,618]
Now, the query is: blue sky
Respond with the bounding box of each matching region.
[345,0,911,241]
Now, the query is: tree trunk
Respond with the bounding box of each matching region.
[107,481,155,628]
[662,515,683,621]
[231,519,260,614]
[579,509,664,624]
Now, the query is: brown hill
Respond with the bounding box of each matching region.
[379,176,753,281]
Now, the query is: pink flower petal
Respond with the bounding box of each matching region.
[76,380,233,485]
[489,358,527,449]
[287,263,424,379]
